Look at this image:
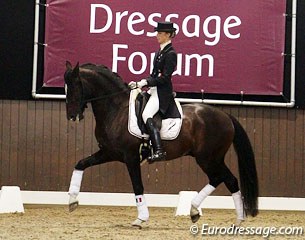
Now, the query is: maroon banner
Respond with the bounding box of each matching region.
[44,0,286,95]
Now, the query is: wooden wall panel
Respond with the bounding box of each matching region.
[58,102,69,191]
[50,102,60,190]
[269,109,280,196]
[1,101,11,185]
[0,100,304,198]
[9,101,19,186]
[294,111,304,190]
[25,101,35,189]
[17,101,27,188]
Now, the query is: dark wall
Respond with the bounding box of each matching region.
[0,1,35,100]
[1,1,305,107]
[295,0,305,108]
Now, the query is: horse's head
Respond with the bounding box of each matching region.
[64,61,86,121]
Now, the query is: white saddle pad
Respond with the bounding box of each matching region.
[128,89,183,140]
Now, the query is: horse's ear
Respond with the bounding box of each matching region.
[72,62,80,77]
[66,61,72,70]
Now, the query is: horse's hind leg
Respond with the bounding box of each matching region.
[190,174,217,222]
[190,183,215,223]
[68,149,112,212]
[222,165,245,225]
[190,157,229,223]
[192,158,245,225]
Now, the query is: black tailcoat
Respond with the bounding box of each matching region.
[146,43,177,115]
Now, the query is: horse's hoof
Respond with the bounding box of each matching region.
[234,219,244,227]
[191,214,200,223]
[69,201,79,212]
[190,205,200,223]
[131,218,146,229]
[68,196,79,212]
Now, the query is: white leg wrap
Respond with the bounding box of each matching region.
[68,169,84,197]
[135,195,149,221]
[232,190,245,221]
[191,184,216,209]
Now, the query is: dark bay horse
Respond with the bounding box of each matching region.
[64,61,258,227]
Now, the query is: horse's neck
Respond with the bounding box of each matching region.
[82,71,129,125]
[91,93,128,124]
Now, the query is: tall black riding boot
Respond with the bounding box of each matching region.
[145,118,166,163]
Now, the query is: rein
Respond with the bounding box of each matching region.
[81,88,130,104]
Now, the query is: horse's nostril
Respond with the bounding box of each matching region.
[68,114,75,121]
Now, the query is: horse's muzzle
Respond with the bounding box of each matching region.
[68,113,84,122]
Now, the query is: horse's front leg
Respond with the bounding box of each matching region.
[68,149,111,212]
[125,157,149,228]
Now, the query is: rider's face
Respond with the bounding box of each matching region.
[156,32,171,45]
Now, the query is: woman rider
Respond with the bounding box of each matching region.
[130,21,177,163]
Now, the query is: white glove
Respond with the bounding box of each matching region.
[137,79,147,89]
[128,81,137,89]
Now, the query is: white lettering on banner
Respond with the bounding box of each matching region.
[128,52,147,74]
[112,44,214,77]
[173,54,183,76]
[90,3,240,78]
[203,16,221,46]
[147,13,161,37]
[90,4,112,33]
[89,4,241,46]
[202,16,241,45]
[185,54,214,77]
[115,11,129,34]
[112,44,128,73]
[224,16,241,39]
[182,15,200,38]
[128,12,146,35]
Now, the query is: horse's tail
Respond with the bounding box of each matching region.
[229,115,259,217]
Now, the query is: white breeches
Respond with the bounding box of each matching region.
[142,87,159,124]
